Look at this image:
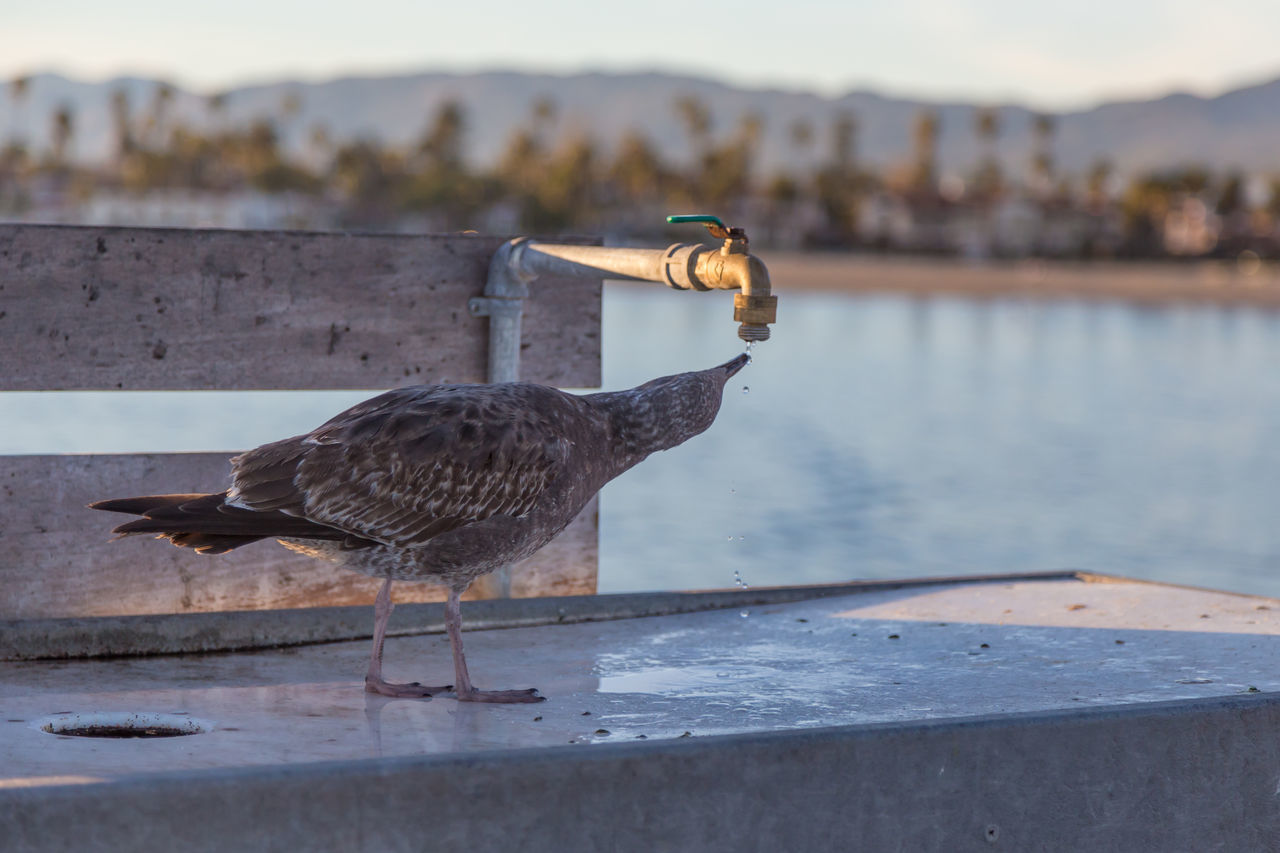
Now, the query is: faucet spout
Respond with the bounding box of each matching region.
[690,249,776,342]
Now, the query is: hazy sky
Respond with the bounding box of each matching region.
[3,0,1279,108]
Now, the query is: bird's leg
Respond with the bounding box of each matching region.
[446,587,545,703]
[364,578,451,698]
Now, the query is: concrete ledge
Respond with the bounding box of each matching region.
[0,570,1082,660]
[4,693,1278,852]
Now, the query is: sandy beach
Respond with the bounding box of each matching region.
[763,252,1280,306]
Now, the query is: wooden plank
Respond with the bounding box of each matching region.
[0,224,601,390]
[0,453,598,620]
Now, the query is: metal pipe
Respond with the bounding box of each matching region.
[469,240,529,385]
[515,242,676,285]
[474,233,779,381]
[515,240,777,343]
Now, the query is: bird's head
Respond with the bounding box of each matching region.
[612,353,749,454]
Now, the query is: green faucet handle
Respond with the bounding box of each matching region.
[667,214,747,243]
[667,214,726,228]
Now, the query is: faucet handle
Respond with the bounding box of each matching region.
[667,214,748,245]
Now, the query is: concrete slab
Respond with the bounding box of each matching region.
[2,574,1277,781]
[2,574,1279,851]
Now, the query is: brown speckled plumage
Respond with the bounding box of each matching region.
[92,354,749,703]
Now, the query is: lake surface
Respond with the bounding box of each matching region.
[5,283,1279,599]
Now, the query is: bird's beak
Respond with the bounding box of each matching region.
[718,353,750,378]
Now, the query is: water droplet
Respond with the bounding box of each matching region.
[734,570,750,618]
[741,386,749,394]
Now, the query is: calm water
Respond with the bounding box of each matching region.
[5,285,1280,598]
[602,286,1280,598]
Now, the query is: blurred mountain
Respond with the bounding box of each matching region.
[3,68,1280,178]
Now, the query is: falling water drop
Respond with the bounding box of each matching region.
[741,386,749,395]
[734,570,750,618]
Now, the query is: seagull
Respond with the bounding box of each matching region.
[91,353,750,704]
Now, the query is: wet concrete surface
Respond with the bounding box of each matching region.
[3,576,1278,786]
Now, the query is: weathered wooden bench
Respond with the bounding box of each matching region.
[0,224,601,654]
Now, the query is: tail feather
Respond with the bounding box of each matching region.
[90,494,212,515]
[90,491,359,554]
[163,532,273,555]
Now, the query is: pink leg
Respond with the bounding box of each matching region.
[364,578,451,699]
[446,587,544,703]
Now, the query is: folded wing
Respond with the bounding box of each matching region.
[227,384,572,549]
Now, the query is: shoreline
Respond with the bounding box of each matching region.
[755,252,1280,306]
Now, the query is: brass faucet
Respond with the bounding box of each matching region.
[667,214,778,343]
[476,214,780,384]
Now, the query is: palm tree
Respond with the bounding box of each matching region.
[972,107,1002,199]
[911,109,939,193]
[330,139,399,224]
[1030,113,1055,193]
[8,76,31,151]
[738,112,764,149]
[146,81,176,149]
[1267,178,1280,221]
[779,117,810,180]
[495,127,545,202]
[417,100,465,171]
[607,130,665,202]
[207,91,229,120]
[674,94,712,155]
[306,122,333,173]
[699,112,762,210]
[530,96,557,145]
[109,88,135,166]
[533,134,599,230]
[1085,158,1113,209]
[1217,172,1244,217]
[831,111,857,174]
[50,104,74,167]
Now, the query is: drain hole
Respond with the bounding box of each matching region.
[39,712,211,739]
[52,724,186,739]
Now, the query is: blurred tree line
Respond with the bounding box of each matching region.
[4,77,1280,260]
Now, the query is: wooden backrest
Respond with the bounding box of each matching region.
[0,224,601,620]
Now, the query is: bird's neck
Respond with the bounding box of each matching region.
[584,388,671,476]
